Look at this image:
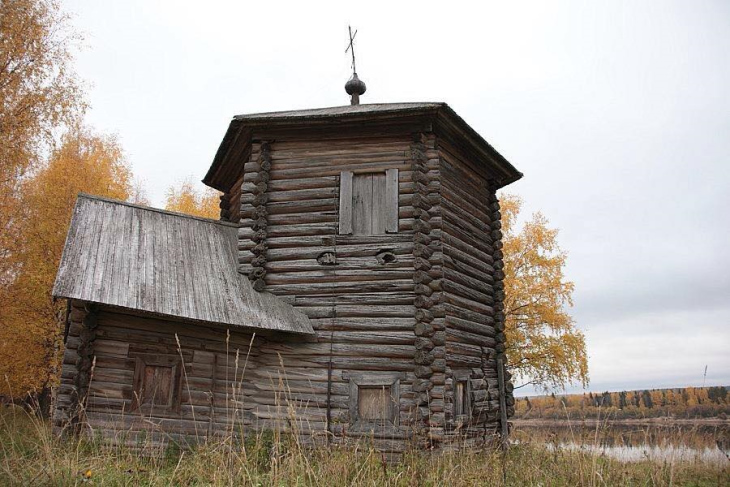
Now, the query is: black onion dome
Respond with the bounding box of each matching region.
[345,73,366,96]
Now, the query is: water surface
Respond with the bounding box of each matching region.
[513,422,730,466]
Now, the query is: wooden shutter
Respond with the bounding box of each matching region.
[142,365,174,407]
[341,169,398,236]
[352,173,373,235]
[370,172,386,234]
[455,381,465,416]
[131,356,182,412]
[339,171,353,234]
[385,169,399,233]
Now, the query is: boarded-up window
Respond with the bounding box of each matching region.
[453,373,471,421]
[454,380,468,417]
[141,365,174,407]
[347,373,401,431]
[358,386,392,421]
[132,356,181,412]
[339,169,398,235]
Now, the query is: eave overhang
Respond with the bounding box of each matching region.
[203,102,523,193]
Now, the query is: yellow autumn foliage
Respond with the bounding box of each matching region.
[501,194,588,391]
[164,179,221,219]
[0,0,85,292]
[0,128,135,396]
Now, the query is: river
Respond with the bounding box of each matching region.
[513,419,730,466]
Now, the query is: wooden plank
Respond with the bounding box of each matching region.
[385,168,399,233]
[371,172,386,235]
[358,386,390,420]
[338,171,353,235]
[52,196,313,335]
[352,172,372,236]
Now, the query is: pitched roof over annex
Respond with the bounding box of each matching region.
[203,102,523,193]
[52,194,314,335]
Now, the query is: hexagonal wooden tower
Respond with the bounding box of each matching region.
[204,102,522,448]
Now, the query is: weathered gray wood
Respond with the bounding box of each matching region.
[204,103,522,192]
[55,103,518,450]
[52,195,313,336]
[385,168,399,233]
[497,356,509,449]
[338,171,353,235]
[352,172,372,236]
[371,172,387,234]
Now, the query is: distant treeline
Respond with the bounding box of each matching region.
[515,386,730,420]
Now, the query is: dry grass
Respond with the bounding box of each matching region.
[1,406,727,486]
[5,335,726,485]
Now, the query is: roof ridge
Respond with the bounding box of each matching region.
[76,193,239,228]
[233,102,446,120]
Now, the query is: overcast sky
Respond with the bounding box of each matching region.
[63,0,729,394]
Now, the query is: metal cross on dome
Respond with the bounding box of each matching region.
[345,25,358,75]
[344,25,366,105]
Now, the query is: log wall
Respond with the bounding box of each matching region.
[55,121,514,451]
[55,302,266,446]
[220,173,245,223]
[439,139,514,442]
[235,128,426,451]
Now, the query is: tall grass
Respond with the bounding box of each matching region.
[1,405,727,486]
[2,328,728,485]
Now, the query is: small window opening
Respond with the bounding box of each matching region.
[141,365,174,407]
[132,357,181,413]
[454,379,470,418]
[358,385,391,421]
[347,373,401,431]
[339,169,398,235]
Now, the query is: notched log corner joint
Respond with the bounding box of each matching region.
[248,141,271,292]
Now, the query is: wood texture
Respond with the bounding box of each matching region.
[338,171,353,234]
[204,103,522,192]
[352,172,373,235]
[55,106,517,451]
[439,138,509,438]
[358,387,390,420]
[385,168,399,233]
[52,194,312,335]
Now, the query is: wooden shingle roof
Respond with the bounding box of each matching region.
[52,194,313,335]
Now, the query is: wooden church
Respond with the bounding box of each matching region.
[52,71,522,451]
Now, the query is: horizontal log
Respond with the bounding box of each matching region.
[292,293,414,308]
[266,280,414,296]
[310,317,415,331]
[446,315,496,336]
[443,280,495,307]
[445,328,496,348]
[296,304,415,319]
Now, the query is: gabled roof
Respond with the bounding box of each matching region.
[203,102,522,193]
[53,194,313,335]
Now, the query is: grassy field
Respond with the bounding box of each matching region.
[1,406,727,486]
